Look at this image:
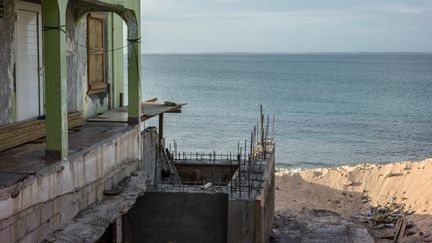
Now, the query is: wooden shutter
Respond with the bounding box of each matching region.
[87,12,107,95]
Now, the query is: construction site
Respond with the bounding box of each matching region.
[0,1,275,242]
[0,101,275,243]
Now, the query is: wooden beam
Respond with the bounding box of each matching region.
[145,97,158,102]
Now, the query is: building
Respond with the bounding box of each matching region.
[0,1,275,242]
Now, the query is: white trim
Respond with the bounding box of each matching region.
[15,0,44,120]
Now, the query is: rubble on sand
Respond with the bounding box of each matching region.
[363,201,413,228]
[361,201,423,242]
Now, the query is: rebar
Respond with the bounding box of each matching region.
[248,153,251,197]
[213,151,216,192]
[237,152,241,198]
[230,152,233,197]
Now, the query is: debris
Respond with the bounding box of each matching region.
[201,182,212,190]
[385,172,404,178]
[362,201,417,241]
[343,180,353,186]
[393,217,407,243]
[361,195,371,204]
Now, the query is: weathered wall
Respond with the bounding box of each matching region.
[228,149,276,243]
[255,149,276,243]
[107,13,125,109]
[0,126,141,242]
[0,0,15,125]
[124,192,228,243]
[141,129,158,184]
[1,1,128,124]
[227,199,256,243]
[66,5,110,118]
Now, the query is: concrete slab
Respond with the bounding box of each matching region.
[0,122,134,188]
[0,172,30,189]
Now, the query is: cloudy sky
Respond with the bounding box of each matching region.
[139,0,432,53]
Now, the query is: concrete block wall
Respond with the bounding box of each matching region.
[141,130,158,184]
[0,126,141,242]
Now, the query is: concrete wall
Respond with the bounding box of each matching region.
[228,149,276,243]
[0,0,15,125]
[254,150,276,243]
[227,199,256,243]
[0,1,126,125]
[107,13,125,109]
[66,6,110,118]
[141,129,158,184]
[124,192,229,243]
[0,126,141,242]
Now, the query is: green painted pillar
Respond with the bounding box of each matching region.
[42,0,68,160]
[127,27,141,124]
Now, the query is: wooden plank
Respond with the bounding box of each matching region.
[0,122,45,140]
[0,112,80,132]
[0,112,83,152]
[90,82,108,90]
[0,119,44,134]
[393,218,407,243]
[145,97,158,102]
[68,111,82,118]
[0,126,45,146]
[0,127,45,151]
[0,120,45,136]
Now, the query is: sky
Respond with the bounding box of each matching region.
[138,0,432,53]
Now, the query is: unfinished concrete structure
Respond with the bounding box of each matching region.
[0,0,275,242]
[123,135,276,243]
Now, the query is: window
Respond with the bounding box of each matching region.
[87,12,107,95]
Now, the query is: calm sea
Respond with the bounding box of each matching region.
[139,53,432,168]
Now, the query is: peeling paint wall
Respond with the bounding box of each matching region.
[0,0,16,125]
[1,0,129,124]
[66,6,110,119]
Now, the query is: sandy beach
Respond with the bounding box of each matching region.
[274,159,432,242]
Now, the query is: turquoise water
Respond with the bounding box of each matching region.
[140,53,432,168]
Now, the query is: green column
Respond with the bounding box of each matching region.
[127,30,141,124]
[42,0,68,160]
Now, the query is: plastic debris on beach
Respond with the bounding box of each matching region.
[363,201,414,227]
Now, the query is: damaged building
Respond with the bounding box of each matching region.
[0,0,275,242]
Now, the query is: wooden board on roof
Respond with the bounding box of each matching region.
[87,99,186,123]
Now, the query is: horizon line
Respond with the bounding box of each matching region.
[139,51,432,55]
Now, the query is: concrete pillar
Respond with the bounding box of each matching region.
[127,27,141,124]
[42,0,68,160]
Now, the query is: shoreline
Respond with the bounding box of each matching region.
[275,157,432,172]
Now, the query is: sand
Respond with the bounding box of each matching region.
[275,158,432,242]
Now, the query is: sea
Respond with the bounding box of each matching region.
[137,53,432,169]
